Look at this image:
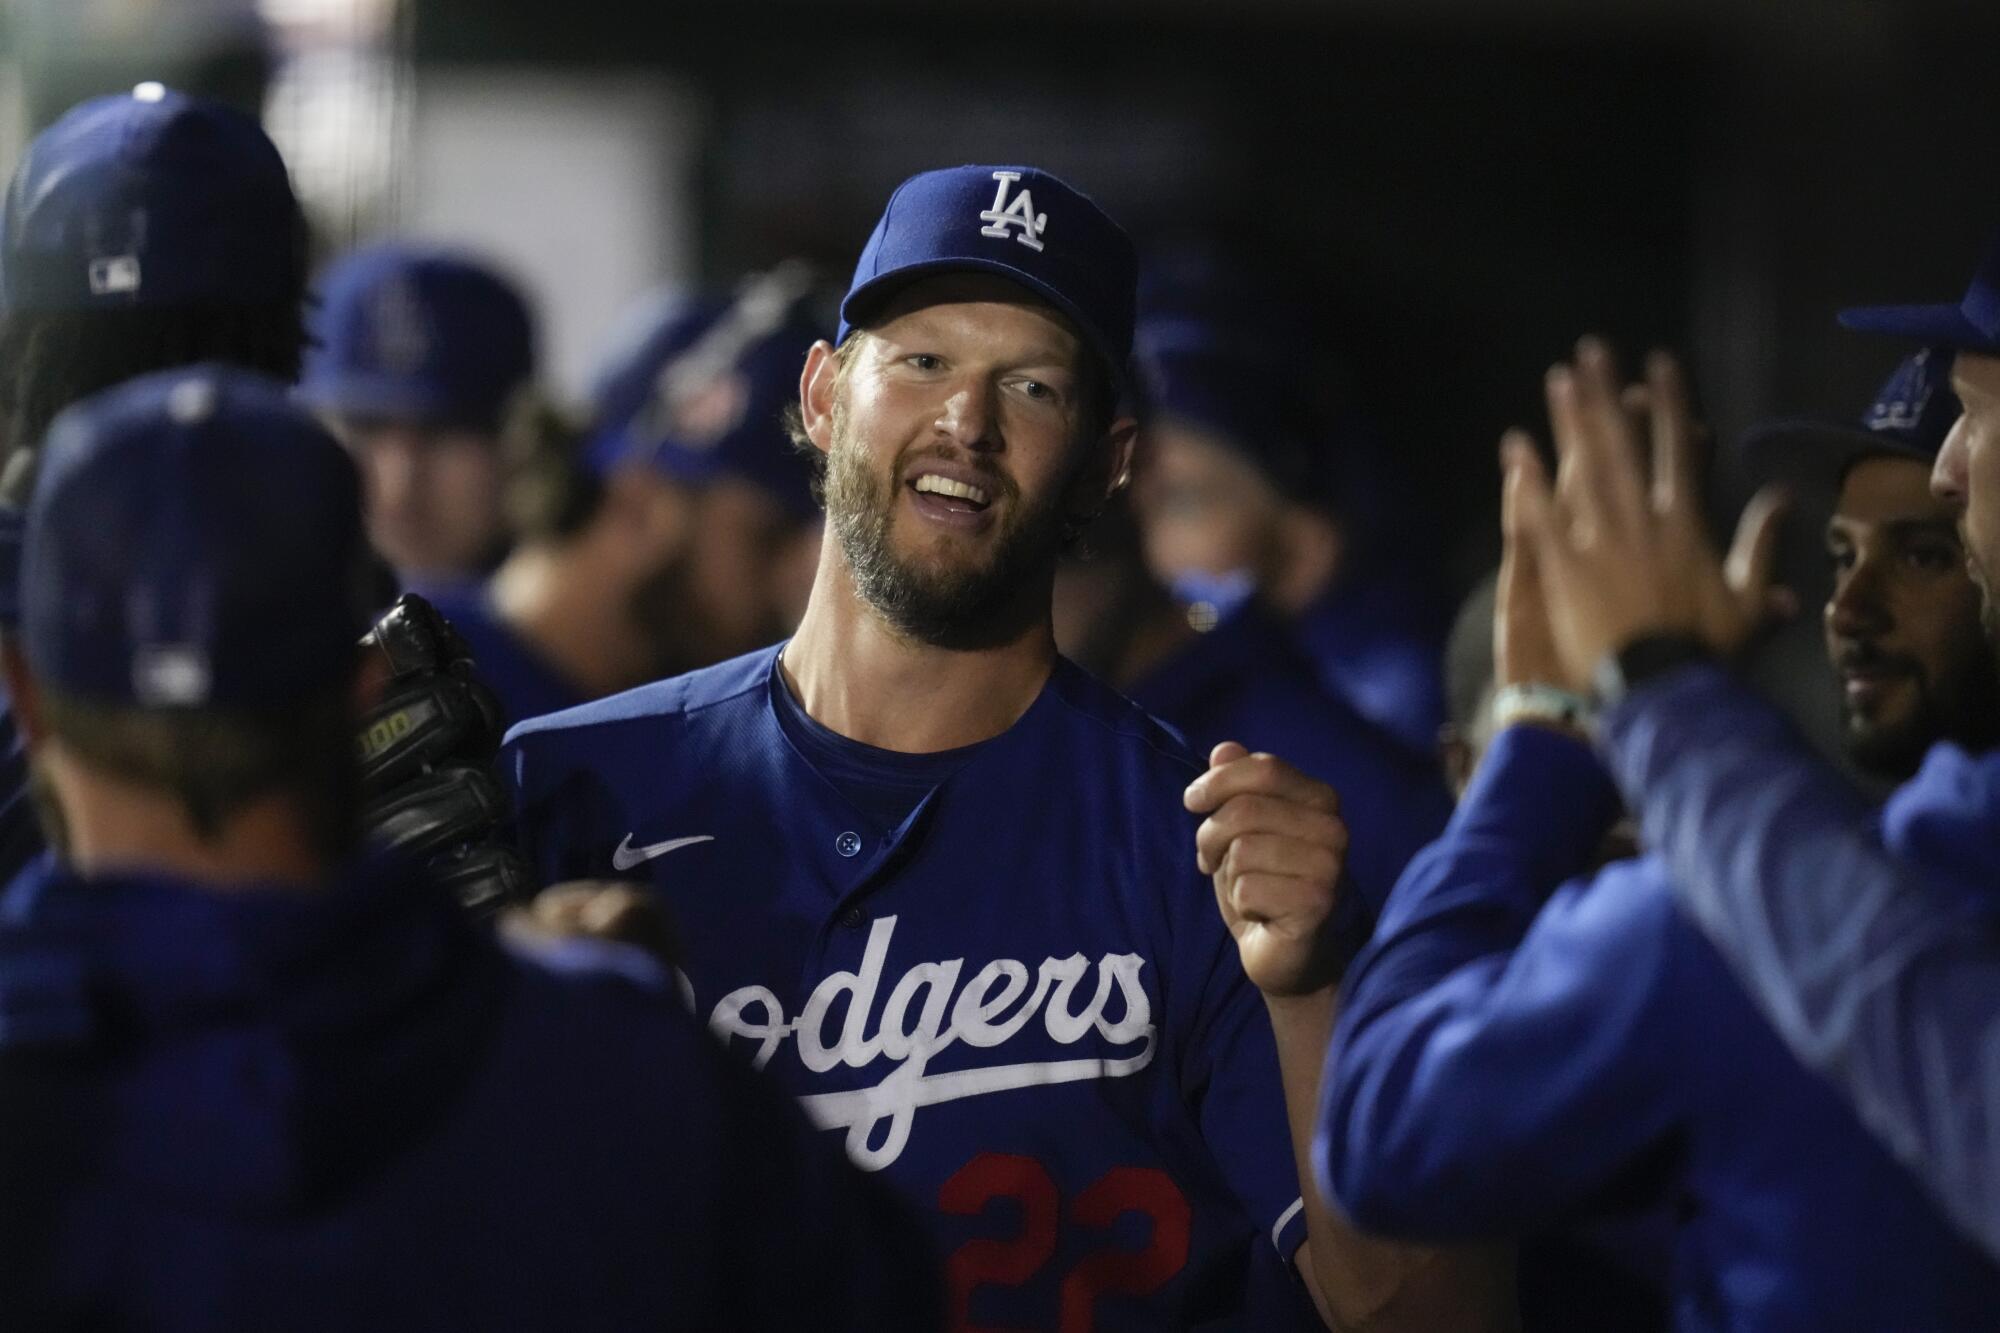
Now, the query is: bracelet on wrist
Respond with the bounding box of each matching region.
[1491,682,1593,733]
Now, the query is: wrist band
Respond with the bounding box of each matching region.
[1492,682,1592,732]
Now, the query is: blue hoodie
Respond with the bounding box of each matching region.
[1602,662,2000,1265]
[1320,723,2000,1331]
[0,854,939,1331]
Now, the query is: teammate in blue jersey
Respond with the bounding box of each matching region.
[1129,308,1448,756]
[0,84,310,892]
[1320,346,2000,1329]
[504,165,1512,1330]
[300,243,536,596]
[1518,241,2000,1264]
[0,366,937,1331]
[1055,504,1451,920]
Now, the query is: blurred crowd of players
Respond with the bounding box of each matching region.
[4,80,2000,1332]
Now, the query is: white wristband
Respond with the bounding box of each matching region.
[1492,682,1592,732]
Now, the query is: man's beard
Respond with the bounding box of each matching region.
[1840,641,2000,778]
[822,407,1074,649]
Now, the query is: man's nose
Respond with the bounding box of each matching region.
[1827,561,1891,639]
[1933,414,1971,508]
[935,379,1002,453]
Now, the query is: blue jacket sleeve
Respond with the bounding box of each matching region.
[1318,724,1687,1240]
[1599,662,2000,1261]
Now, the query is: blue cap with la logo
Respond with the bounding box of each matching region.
[1838,230,2000,355]
[837,165,1136,386]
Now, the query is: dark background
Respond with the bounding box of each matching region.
[11,0,2000,745]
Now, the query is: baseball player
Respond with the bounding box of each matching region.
[1053,502,1452,919]
[0,86,528,912]
[0,365,939,1331]
[430,267,826,728]
[1524,243,2000,1263]
[504,164,1511,1330]
[300,243,536,596]
[0,85,308,890]
[1129,308,1448,757]
[1322,345,2000,1329]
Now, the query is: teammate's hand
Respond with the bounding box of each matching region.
[1186,742,1348,999]
[506,881,681,967]
[1505,338,1790,689]
[1495,430,1564,690]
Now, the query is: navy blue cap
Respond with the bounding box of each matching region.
[1742,348,1962,478]
[0,83,301,314]
[1839,232,2000,355]
[1134,312,1331,501]
[23,365,372,708]
[837,166,1136,386]
[300,244,537,431]
[586,268,822,520]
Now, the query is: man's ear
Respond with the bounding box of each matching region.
[798,340,844,457]
[1067,414,1140,524]
[0,641,44,751]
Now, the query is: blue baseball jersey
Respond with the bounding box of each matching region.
[0,851,939,1331]
[502,646,1320,1331]
[1126,602,1451,919]
[425,581,584,729]
[1322,725,2000,1331]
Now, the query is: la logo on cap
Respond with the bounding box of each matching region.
[979,171,1047,253]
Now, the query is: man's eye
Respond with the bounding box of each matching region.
[1907,544,1959,572]
[907,354,942,371]
[1827,547,1855,572]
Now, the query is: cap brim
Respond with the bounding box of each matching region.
[296,373,468,426]
[842,258,1128,388]
[1737,416,1933,486]
[1838,302,2000,354]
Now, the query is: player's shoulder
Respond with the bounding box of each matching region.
[1040,656,1204,780]
[502,644,779,752]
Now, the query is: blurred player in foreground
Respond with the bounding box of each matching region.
[0,366,938,1331]
[505,164,1511,1331]
[300,243,534,595]
[1501,237,2000,1263]
[0,85,308,889]
[1322,346,2000,1330]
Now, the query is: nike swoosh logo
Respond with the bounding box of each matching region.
[610,834,715,872]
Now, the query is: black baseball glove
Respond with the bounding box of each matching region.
[356,594,532,914]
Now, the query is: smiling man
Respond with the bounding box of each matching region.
[502,165,1508,1330]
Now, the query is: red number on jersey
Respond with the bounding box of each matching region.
[940,1153,1192,1333]
[940,1152,1060,1332]
[1059,1167,1193,1333]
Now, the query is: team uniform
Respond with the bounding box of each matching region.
[0,852,938,1331]
[503,646,1321,1330]
[1291,572,1448,760]
[1125,600,1451,917]
[1321,724,2000,1330]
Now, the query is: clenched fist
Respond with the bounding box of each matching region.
[1185,742,1349,998]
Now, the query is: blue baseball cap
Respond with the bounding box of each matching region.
[0,83,301,314]
[1839,232,2000,355]
[837,165,1136,387]
[1743,348,1962,479]
[300,243,537,431]
[23,365,372,709]
[586,270,822,521]
[1134,312,1333,502]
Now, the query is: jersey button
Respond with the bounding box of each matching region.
[835,830,863,858]
[840,906,867,929]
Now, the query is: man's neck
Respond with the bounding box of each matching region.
[47,746,330,890]
[782,538,1057,752]
[490,544,651,697]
